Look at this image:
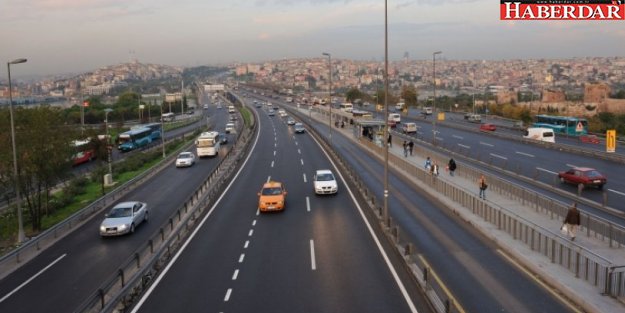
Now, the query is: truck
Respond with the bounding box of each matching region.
[196,131,220,157]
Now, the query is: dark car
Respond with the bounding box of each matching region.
[294,123,305,133]
[479,123,496,131]
[558,167,607,190]
[219,132,228,144]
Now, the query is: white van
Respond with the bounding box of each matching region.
[523,127,555,143]
[422,107,433,115]
[388,113,401,124]
[467,114,481,123]
[402,122,417,134]
[395,102,406,111]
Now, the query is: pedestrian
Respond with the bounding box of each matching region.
[448,158,457,176]
[388,134,392,147]
[562,202,581,241]
[431,161,439,176]
[408,140,414,156]
[478,174,487,199]
[424,157,432,170]
[402,141,408,157]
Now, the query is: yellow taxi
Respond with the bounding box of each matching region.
[258,181,287,212]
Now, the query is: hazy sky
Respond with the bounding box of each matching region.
[2,0,624,77]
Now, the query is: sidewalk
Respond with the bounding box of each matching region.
[301,107,625,313]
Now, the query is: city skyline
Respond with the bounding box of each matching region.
[2,0,624,78]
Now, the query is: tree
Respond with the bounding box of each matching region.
[400,85,418,107]
[345,88,364,103]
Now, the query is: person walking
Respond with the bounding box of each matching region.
[562,202,581,241]
[448,158,457,176]
[387,133,392,147]
[424,157,432,170]
[478,174,487,199]
[408,140,414,156]
[403,141,408,157]
[431,161,439,176]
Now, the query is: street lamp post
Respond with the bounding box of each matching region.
[7,58,27,244]
[322,52,332,143]
[432,51,442,143]
[160,101,166,158]
[104,108,113,176]
[383,0,390,223]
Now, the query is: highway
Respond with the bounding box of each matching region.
[0,93,228,312]
[132,101,426,313]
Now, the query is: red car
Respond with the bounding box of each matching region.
[580,135,600,144]
[479,123,496,131]
[387,120,397,128]
[558,167,607,190]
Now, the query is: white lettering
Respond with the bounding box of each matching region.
[521,5,536,19]
[593,6,606,19]
[579,5,592,19]
[562,5,575,19]
[505,2,522,19]
[607,5,623,19]
[537,5,550,18]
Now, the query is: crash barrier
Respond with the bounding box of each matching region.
[0,127,202,281]
[74,93,257,313]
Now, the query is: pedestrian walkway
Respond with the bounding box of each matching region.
[299,106,625,313]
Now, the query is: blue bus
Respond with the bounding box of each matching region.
[132,123,162,141]
[533,115,588,136]
[118,127,154,152]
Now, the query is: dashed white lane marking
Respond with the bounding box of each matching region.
[252,220,257,226]
[452,135,464,139]
[256,209,259,216]
[271,161,274,168]
[274,150,276,156]
[232,269,239,280]
[480,141,494,147]
[275,143,277,148]
[0,253,67,303]
[458,144,471,149]
[516,151,535,158]
[244,240,250,249]
[536,167,557,175]
[490,153,508,160]
[224,288,232,302]
[248,229,254,237]
[301,159,304,166]
[566,163,578,168]
[298,149,301,154]
[239,254,245,263]
[609,189,625,197]
[435,136,444,141]
[303,173,307,183]
[310,239,317,270]
[267,176,271,182]
[274,136,277,141]
[306,196,310,212]
[295,141,298,146]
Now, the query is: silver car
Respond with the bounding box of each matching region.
[100,201,148,236]
[176,151,196,167]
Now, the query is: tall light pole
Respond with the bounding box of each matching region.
[432,51,442,143]
[383,0,390,223]
[7,58,27,244]
[322,52,332,142]
[160,100,166,158]
[104,108,113,176]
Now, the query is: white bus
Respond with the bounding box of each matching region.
[339,103,353,113]
[161,112,175,122]
[196,131,220,157]
[523,127,555,143]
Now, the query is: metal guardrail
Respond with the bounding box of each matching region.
[0,127,202,281]
[73,91,256,313]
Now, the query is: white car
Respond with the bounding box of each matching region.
[225,123,235,133]
[313,169,338,195]
[175,152,196,167]
[100,201,148,236]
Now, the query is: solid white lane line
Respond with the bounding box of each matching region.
[301,159,304,166]
[239,254,245,263]
[566,163,578,168]
[232,269,239,280]
[536,167,558,175]
[271,161,274,168]
[516,151,535,158]
[310,239,317,270]
[252,220,257,226]
[609,189,625,197]
[303,173,307,183]
[0,253,67,303]
[244,240,250,249]
[480,141,494,147]
[458,144,471,149]
[306,196,311,212]
[224,288,232,301]
[452,135,464,140]
[490,153,508,160]
[248,229,254,237]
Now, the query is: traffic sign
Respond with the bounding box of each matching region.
[606,130,616,153]
[575,121,583,133]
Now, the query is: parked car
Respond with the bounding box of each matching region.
[175,151,196,167]
[558,167,607,190]
[479,123,497,131]
[258,181,287,212]
[580,134,600,144]
[313,169,338,195]
[294,123,306,133]
[100,201,148,236]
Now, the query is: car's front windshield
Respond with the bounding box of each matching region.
[317,174,334,181]
[109,206,132,218]
[262,187,282,196]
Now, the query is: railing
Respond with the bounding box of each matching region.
[74,91,257,313]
